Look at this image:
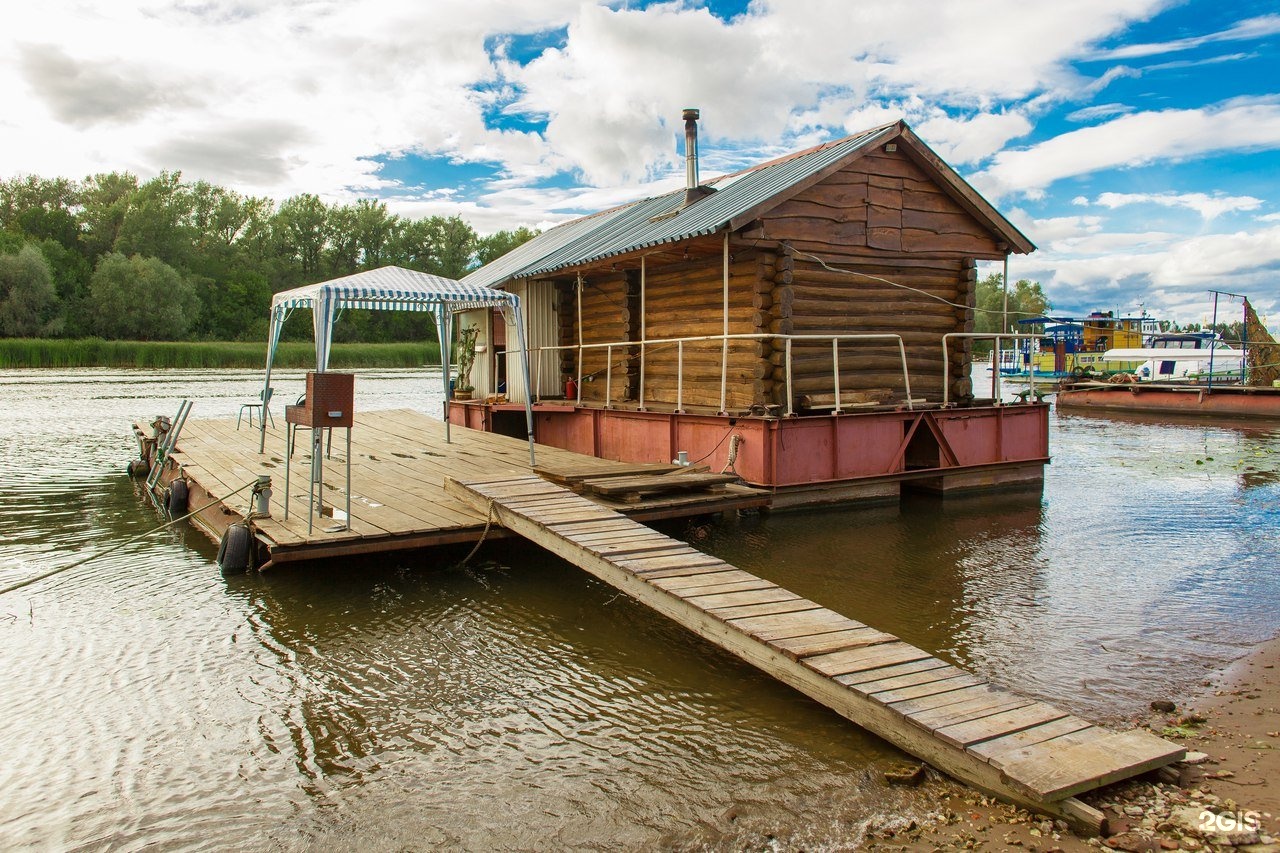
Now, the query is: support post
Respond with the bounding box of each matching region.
[721,232,729,414]
[639,255,646,409]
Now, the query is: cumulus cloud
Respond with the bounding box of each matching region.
[0,0,1278,328]
[146,121,313,187]
[973,100,1280,200]
[18,44,200,127]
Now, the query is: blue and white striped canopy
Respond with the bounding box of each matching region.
[271,266,519,314]
[268,265,521,375]
[260,265,535,463]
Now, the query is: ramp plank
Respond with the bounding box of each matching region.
[995,730,1186,801]
[439,472,1186,823]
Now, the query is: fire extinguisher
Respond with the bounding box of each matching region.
[565,377,577,400]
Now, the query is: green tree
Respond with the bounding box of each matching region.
[0,176,80,249]
[475,226,539,267]
[88,252,198,340]
[353,199,394,269]
[0,244,57,336]
[35,238,92,336]
[114,171,196,269]
[323,203,360,277]
[429,215,478,278]
[196,269,271,340]
[386,216,437,271]
[273,194,329,280]
[975,273,1051,334]
[78,172,140,261]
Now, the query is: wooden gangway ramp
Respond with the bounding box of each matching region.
[445,474,1184,832]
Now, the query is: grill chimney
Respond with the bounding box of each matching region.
[683,107,700,190]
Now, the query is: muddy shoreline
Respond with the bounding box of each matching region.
[865,633,1280,852]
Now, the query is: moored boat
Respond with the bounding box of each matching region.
[997,311,1152,378]
[1103,331,1245,382]
[1056,298,1279,421]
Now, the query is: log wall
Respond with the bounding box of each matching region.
[574,271,630,405]
[749,148,1004,260]
[744,146,990,407]
[639,252,761,410]
[777,256,976,404]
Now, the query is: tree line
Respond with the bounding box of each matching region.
[0,172,537,343]
[974,273,1254,345]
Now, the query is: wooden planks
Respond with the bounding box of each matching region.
[580,472,738,502]
[444,474,1184,825]
[993,729,1187,801]
[162,410,765,561]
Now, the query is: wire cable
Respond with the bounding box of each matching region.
[0,477,260,597]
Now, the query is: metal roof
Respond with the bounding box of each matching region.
[464,120,1028,289]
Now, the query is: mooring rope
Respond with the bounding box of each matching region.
[459,498,497,566]
[0,477,261,597]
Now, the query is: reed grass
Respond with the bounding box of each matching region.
[0,338,441,369]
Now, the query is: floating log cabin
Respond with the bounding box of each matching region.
[452,114,1045,504]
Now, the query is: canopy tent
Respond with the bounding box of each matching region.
[260,265,535,464]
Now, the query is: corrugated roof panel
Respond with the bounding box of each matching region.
[468,123,895,288]
[462,208,624,289]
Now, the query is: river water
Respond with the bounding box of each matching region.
[2,368,1278,850]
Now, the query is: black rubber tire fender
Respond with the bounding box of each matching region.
[217,524,253,575]
[167,478,189,517]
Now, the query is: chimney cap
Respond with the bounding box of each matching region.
[682,107,700,121]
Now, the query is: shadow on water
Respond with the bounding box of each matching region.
[220,543,923,850]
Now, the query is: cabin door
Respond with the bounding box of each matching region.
[1054,341,1066,373]
[491,308,508,393]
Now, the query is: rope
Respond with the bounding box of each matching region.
[0,478,261,597]
[786,246,1050,320]
[459,498,497,565]
[720,434,742,476]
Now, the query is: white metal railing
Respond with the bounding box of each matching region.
[506,332,915,415]
[941,333,1050,405]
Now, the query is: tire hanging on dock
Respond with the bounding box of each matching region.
[166,478,188,517]
[217,524,253,575]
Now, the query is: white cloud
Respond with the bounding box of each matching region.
[1086,13,1280,60]
[915,111,1033,165]
[1087,191,1264,219]
[1065,103,1134,122]
[973,100,1280,200]
[0,0,583,197]
[1012,226,1280,323]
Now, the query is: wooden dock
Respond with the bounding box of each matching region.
[141,409,766,567]
[444,474,1184,831]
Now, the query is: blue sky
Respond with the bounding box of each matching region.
[3,0,1278,326]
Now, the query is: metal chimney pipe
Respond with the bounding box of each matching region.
[683,108,700,190]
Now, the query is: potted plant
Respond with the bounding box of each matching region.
[453,325,479,400]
